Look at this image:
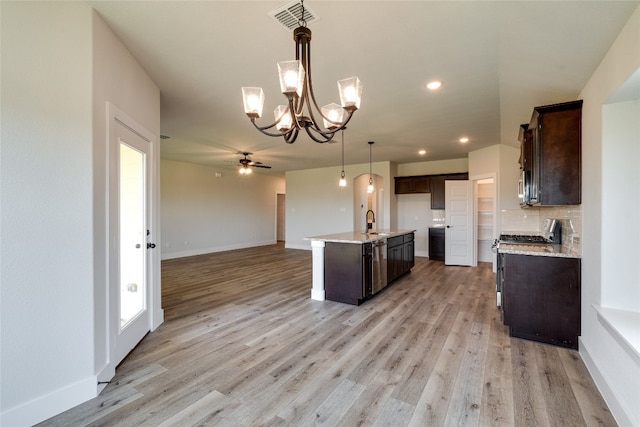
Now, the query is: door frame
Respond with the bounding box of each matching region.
[103,103,163,385]
[470,172,497,270]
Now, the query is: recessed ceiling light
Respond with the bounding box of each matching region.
[459,137,470,143]
[426,81,443,90]
[418,150,426,155]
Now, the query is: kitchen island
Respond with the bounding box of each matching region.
[306,230,416,304]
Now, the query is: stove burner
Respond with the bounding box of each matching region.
[499,234,549,244]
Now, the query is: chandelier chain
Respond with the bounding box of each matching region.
[299,0,307,27]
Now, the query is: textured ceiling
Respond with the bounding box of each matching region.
[89,1,639,174]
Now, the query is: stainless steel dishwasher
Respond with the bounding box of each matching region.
[371,238,387,294]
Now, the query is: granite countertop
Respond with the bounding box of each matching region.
[305,229,416,244]
[498,242,581,259]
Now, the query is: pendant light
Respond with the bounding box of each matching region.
[339,129,347,187]
[367,141,374,193]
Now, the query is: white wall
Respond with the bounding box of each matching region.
[397,158,468,176]
[601,100,640,309]
[468,143,525,234]
[285,161,395,249]
[160,160,285,259]
[579,5,640,426]
[92,9,161,385]
[1,2,95,424]
[0,4,161,425]
[396,194,432,257]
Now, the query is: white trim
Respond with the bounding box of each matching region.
[104,102,163,379]
[0,376,96,427]
[580,337,635,427]
[161,240,278,260]
[593,304,640,363]
[310,240,326,301]
[285,242,311,250]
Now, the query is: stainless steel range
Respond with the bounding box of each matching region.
[493,218,563,306]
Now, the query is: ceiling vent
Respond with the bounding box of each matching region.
[269,1,319,31]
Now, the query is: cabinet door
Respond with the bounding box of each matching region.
[395,177,413,194]
[503,254,580,349]
[430,175,446,209]
[387,245,401,282]
[395,176,430,194]
[324,242,367,305]
[403,241,415,271]
[428,228,445,261]
[539,106,582,205]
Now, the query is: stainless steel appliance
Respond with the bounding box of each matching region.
[497,219,561,245]
[372,239,387,294]
[493,218,562,306]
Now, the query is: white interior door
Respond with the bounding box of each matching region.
[445,180,474,266]
[110,119,152,366]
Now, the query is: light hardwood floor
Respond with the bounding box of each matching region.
[40,244,616,426]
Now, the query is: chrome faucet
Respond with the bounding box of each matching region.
[365,209,376,233]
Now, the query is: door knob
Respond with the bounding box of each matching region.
[147,243,156,249]
[135,244,141,248]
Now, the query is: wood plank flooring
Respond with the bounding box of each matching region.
[39,244,616,426]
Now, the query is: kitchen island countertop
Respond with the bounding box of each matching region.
[305,229,416,244]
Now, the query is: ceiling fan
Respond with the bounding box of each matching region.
[238,152,271,174]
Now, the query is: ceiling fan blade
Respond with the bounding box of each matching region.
[254,165,271,169]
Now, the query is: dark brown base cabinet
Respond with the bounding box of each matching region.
[324,233,415,306]
[428,228,445,261]
[502,254,581,349]
[324,242,372,305]
[387,233,414,282]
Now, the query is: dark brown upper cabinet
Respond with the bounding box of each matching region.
[395,173,468,209]
[394,176,431,194]
[523,100,582,206]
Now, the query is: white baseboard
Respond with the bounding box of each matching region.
[1,376,97,427]
[161,240,277,260]
[580,337,635,427]
[285,242,311,250]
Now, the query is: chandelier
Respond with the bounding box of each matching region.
[241,0,362,144]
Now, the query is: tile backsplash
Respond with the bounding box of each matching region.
[540,205,582,254]
[500,205,582,254]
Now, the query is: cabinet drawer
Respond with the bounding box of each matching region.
[403,233,414,243]
[387,236,403,247]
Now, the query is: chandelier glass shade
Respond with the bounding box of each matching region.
[242,1,362,144]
